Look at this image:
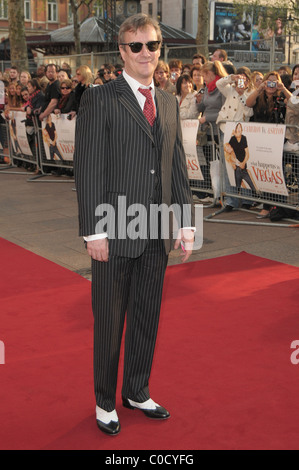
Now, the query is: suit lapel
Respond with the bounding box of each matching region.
[115,75,154,143]
[155,88,167,149]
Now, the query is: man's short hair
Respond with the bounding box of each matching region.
[118,13,162,46]
[215,49,227,61]
[192,53,206,65]
[168,59,182,71]
[45,63,59,73]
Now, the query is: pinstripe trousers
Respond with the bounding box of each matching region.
[92,237,168,412]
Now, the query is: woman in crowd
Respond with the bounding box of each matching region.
[176,74,199,120]
[190,65,204,92]
[58,69,70,82]
[251,71,263,89]
[193,61,227,202]
[100,64,115,84]
[246,70,291,123]
[154,60,176,94]
[19,71,31,87]
[74,65,94,110]
[216,66,254,132]
[196,60,227,133]
[246,71,292,218]
[4,82,22,116]
[26,79,46,114]
[54,79,76,115]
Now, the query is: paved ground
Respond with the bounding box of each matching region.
[1,166,299,279]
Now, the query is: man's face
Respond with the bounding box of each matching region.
[211,50,221,62]
[9,69,18,80]
[119,25,161,85]
[193,58,203,66]
[46,66,57,82]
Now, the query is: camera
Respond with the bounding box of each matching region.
[67,114,72,120]
[267,81,277,88]
[237,78,245,88]
[197,88,205,94]
[170,72,177,80]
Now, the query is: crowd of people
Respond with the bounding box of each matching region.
[1,49,299,213]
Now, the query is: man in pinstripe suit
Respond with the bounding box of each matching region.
[74,13,195,436]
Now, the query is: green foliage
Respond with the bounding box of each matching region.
[232,0,299,32]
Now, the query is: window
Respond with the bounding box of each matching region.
[48,0,58,22]
[182,0,186,30]
[93,0,103,18]
[24,0,31,21]
[148,3,153,17]
[0,0,8,19]
[157,0,162,21]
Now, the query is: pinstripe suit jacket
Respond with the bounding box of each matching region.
[74,74,194,258]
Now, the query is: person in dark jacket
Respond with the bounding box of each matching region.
[54,79,76,116]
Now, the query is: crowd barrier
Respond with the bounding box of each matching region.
[182,120,219,207]
[1,113,299,229]
[0,110,75,182]
[203,121,299,227]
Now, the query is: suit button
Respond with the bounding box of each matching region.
[150,169,155,174]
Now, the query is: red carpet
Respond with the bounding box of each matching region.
[1,237,299,450]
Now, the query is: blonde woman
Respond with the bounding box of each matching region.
[74,65,94,109]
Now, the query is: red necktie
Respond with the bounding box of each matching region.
[138,87,155,126]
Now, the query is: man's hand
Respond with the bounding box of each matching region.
[174,228,194,262]
[87,238,109,262]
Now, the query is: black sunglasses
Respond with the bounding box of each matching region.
[61,86,71,90]
[120,40,161,53]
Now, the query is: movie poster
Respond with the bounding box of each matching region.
[42,113,75,161]
[8,111,33,157]
[181,119,204,180]
[223,121,288,197]
[212,2,286,52]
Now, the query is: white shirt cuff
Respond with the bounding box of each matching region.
[83,233,108,242]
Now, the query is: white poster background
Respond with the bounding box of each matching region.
[181,119,204,180]
[223,121,288,196]
[9,111,33,156]
[42,113,75,161]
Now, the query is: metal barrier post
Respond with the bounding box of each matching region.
[189,122,219,207]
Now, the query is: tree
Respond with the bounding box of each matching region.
[233,0,299,33]
[196,0,209,58]
[8,0,28,71]
[69,0,94,60]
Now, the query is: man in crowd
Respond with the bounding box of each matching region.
[74,13,195,436]
[8,66,19,84]
[39,64,61,121]
[211,48,228,62]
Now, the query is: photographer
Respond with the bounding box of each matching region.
[246,71,291,124]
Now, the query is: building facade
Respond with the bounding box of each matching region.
[141,0,198,37]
